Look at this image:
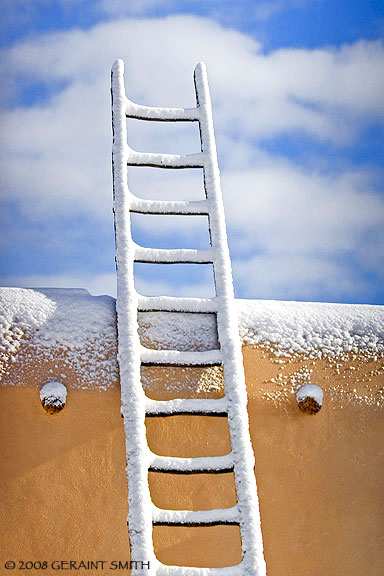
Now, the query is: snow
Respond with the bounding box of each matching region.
[152,503,240,525]
[296,384,323,405]
[130,198,210,215]
[0,287,56,367]
[139,300,384,360]
[127,148,204,168]
[149,451,235,473]
[237,299,384,359]
[145,396,228,415]
[134,244,214,263]
[141,347,222,365]
[125,99,200,122]
[138,295,217,313]
[139,310,218,350]
[40,381,67,404]
[1,288,383,390]
[0,287,118,388]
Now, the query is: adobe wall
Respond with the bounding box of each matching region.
[1,344,383,575]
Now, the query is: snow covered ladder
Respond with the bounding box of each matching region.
[111,59,266,576]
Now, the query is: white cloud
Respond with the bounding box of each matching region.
[253,0,308,22]
[1,15,383,301]
[0,272,117,297]
[135,276,215,298]
[222,157,384,301]
[97,0,310,23]
[99,0,173,16]
[0,269,216,299]
[222,161,384,259]
[233,253,371,301]
[1,17,383,218]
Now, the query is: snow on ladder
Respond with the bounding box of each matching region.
[111,59,266,576]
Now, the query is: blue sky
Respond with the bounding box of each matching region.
[1,0,383,303]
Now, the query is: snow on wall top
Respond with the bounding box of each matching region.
[0,288,118,387]
[0,288,383,388]
[237,299,384,359]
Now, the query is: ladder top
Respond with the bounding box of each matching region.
[112,59,209,122]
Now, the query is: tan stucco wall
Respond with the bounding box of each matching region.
[1,346,383,575]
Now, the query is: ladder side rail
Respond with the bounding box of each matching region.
[111,59,157,573]
[194,63,267,576]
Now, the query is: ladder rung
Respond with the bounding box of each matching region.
[145,397,228,416]
[149,451,234,473]
[134,245,214,264]
[141,348,222,366]
[156,564,245,576]
[128,150,205,168]
[138,295,217,313]
[152,504,240,526]
[126,100,200,122]
[130,198,210,215]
